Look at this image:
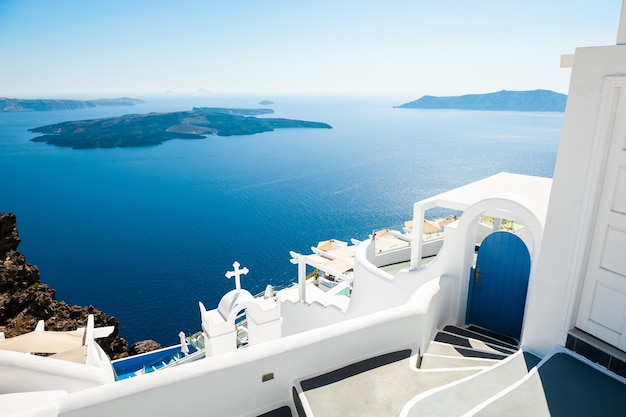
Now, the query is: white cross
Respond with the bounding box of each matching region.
[225,261,249,292]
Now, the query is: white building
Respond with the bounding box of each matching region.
[2,3,626,416]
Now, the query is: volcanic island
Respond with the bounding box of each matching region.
[28,107,332,149]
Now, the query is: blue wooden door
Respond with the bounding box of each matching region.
[466,231,531,340]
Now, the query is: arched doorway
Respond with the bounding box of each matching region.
[466,231,531,340]
[234,308,249,348]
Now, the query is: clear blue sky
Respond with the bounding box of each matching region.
[0,1,622,97]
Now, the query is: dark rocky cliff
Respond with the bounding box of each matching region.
[0,213,159,359]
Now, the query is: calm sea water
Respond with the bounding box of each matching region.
[0,94,562,345]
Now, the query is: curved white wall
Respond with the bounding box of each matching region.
[347,195,544,333]
[57,277,456,417]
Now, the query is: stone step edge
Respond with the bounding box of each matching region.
[442,325,519,350]
[420,353,501,370]
[399,349,529,417]
[464,325,519,347]
[459,365,541,416]
[436,330,518,355]
[426,341,510,360]
[458,347,624,416]
[422,352,501,364]
[414,365,490,373]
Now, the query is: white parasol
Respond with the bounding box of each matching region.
[179,331,189,356]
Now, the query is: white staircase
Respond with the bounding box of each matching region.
[293,325,626,417]
[295,325,522,417]
[419,325,519,371]
[403,325,539,416]
[407,326,626,417]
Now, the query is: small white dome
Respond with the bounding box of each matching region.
[217,289,254,320]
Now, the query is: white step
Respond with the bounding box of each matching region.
[467,351,626,417]
[426,341,509,361]
[444,325,518,350]
[420,353,500,370]
[434,331,517,355]
[402,350,537,416]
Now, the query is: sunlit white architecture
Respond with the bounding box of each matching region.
[2,4,626,416]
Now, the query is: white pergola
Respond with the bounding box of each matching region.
[409,172,552,269]
[289,243,357,303]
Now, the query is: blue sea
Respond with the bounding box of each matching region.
[0,94,562,346]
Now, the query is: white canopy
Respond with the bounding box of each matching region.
[0,331,84,354]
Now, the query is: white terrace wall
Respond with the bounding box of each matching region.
[58,277,455,417]
[280,298,346,336]
[347,196,544,325]
[523,45,626,355]
[0,350,112,394]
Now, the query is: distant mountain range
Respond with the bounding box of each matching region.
[0,97,144,112]
[395,90,567,112]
